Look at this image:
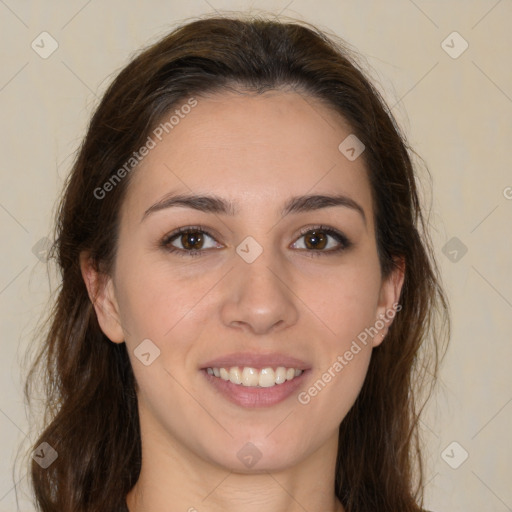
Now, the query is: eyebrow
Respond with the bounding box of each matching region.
[141,192,367,226]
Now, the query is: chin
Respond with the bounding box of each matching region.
[202,435,307,474]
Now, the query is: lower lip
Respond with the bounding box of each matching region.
[201,369,309,408]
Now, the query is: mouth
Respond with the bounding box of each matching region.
[199,352,311,408]
[200,365,310,408]
[205,365,305,387]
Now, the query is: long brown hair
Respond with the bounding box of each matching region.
[21,13,450,512]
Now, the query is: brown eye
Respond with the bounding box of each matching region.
[291,226,352,256]
[161,226,220,257]
[179,231,205,250]
[303,230,328,250]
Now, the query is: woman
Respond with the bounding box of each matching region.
[23,14,450,512]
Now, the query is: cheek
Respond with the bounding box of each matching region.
[301,259,381,410]
[299,328,374,425]
[114,253,209,340]
[311,260,382,342]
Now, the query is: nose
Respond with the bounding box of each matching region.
[219,249,299,336]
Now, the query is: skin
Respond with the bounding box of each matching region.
[81,89,404,512]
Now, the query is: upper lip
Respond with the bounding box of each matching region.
[200,352,311,370]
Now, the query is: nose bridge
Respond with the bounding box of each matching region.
[219,240,299,334]
[238,246,284,297]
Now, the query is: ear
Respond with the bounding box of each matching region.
[79,251,125,344]
[373,256,405,347]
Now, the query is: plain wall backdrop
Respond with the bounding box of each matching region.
[0,1,511,511]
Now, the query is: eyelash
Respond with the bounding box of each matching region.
[160,224,353,258]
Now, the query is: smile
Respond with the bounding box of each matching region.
[202,367,309,408]
[206,366,304,387]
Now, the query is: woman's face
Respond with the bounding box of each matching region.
[86,89,403,473]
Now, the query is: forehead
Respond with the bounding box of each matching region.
[122,90,373,224]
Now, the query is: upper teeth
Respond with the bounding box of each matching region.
[206,366,303,387]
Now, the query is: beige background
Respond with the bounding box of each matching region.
[1,1,511,511]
